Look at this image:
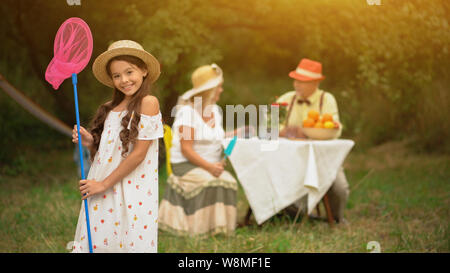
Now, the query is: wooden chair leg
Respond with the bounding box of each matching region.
[322,193,334,228]
[244,207,252,226]
[316,204,321,217]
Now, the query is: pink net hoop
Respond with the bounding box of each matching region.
[45,17,93,90]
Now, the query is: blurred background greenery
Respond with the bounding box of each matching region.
[0,0,449,167]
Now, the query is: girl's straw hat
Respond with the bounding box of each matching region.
[180,64,223,101]
[92,40,160,88]
[289,58,325,82]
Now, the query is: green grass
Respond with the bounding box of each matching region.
[0,141,448,252]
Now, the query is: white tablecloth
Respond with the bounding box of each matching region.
[222,137,355,224]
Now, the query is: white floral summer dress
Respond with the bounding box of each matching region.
[71,110,163,253]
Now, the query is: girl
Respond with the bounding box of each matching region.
[70,40,163,252]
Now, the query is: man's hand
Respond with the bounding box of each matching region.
[295,127,307,139]
[282,126,306,139]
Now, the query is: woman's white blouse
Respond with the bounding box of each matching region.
[170,104,225,164]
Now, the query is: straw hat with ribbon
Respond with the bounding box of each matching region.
[92,40,160,88]
[289,58,325,82]
[179,63,223,102]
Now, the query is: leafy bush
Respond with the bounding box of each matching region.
[0,0,448,160]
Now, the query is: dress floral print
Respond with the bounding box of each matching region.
[71,110,163,253]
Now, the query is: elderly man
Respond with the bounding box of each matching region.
[276,58,349,224]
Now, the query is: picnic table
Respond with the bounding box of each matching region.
[222,137,355,225]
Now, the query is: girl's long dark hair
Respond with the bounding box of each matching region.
[89,55,151,160]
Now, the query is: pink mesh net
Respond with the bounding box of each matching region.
[45,17,93,89]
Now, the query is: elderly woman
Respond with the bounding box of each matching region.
[158,64,238,236]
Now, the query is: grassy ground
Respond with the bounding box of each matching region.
[0,140,448,253]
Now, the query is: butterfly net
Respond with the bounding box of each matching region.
[45,17,93,89]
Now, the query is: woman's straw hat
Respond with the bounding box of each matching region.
[180,64,223,101]
[92,40,160,88]
[289,58,325,82]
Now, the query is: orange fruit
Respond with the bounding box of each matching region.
[307,110,320,122]
[314,122,324,128]
[322,113,333,123]
[303,118,315,128]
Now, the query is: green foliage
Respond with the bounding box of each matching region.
[0,0,449,163]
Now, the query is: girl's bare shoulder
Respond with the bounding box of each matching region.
[141,95,160,116]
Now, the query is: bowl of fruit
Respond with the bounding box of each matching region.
[301,110,340,140]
